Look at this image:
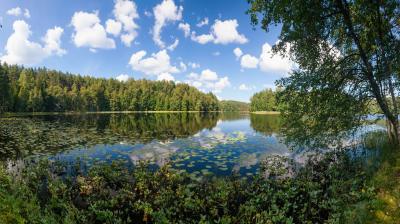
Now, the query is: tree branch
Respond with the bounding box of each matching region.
[335,0,397,123]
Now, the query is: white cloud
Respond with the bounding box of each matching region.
[116,74,130,82]
[188,62,200,69]
[167,38,179,51]
[128,49,179,76]
[213,76,230,92]
[144,10,152,17]
[239,84,251,91]
[113,0,139,46]
[157,72,175,81]
[259,43,292,74]
[187,72,199,79]
[77,0,139,48]
[178,22,190,37]
[106,19,122,36]
[233,47,243,59]
[153,0,183,48]
[185,69,230,93]
[240,54,259,68]
[196,17,209,27]
[43,26,66,56]
[239,84,247,90]
[7,7,22,16]
[200,69,218,81]
[191,81,203,88]
[236,42,293,75]
[1,20,66,65]
[179,61,187,71]
[121,33,135,46]
[71,11,116,50]
[190,19,247,45]
[213,51,220,56]
[114,0,139,31]
[211,19,247,44]
[7,7,30,18]
[190,32,214,44]
[24,9,30,18]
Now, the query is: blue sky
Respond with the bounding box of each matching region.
[0,0,292,102]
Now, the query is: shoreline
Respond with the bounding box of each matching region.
[250,111,280,115]
[0,110,250,117]
[0,110,283,116]
[0,111,217,116]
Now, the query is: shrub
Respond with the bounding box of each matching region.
[0,151,375,224]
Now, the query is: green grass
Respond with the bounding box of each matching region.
[345,136,400,223]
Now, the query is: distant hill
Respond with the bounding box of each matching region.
[219,100,249,111]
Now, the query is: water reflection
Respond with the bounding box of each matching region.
[250,114,281,136]
[0,113,220,160]
[130,141,179,167]
[1,112,384,177]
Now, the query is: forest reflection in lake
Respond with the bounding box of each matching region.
[0,112,376,177]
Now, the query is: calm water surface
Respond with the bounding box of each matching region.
[0,112,384,177]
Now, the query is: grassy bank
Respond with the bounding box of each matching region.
[347,139,400,223]
[367,152,400,223]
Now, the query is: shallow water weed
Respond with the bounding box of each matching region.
[0,113,394,222]
[0,115,292,175]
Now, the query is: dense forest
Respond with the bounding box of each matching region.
[0,63,219,113]
[219,100,249,111]
[249,89,278,112]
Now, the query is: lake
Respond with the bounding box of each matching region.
[0,112,385,178]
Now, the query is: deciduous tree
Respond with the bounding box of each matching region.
[248,0,400,146]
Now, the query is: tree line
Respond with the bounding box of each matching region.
[249,88,279,112]
[0,63,219,113]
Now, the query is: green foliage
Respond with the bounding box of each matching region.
[277,76,367,147]
[0,66,12,113]
[250,89,279,112]
[247,0,400,145]
[219,100,249,111]
[0,150,375,224]
[0,63,219,113]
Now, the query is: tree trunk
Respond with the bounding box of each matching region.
[387,118,400,147]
